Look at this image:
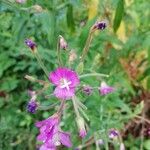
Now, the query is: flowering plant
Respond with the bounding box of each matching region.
[24,20,125,150]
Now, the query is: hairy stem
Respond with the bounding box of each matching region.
[72,96,80,117]
[57,100,65,115]
[79,73,109,78]
[57,35,62,66]
[34,51,49,78]
[80,29,94,62]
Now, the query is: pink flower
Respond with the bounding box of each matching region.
[36,114,72,149]
[49,68,80,100]
[99,82,114,95]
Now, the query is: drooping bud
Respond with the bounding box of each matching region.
[59,35,67,50]
[25,39,37,51]
[99,81,114,95]
[76,117,87,138]
[93,20,108,30]
[82,85,93,96]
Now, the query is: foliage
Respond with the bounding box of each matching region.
[0,0,149,149]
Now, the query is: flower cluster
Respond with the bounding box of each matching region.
[24,20,119,150]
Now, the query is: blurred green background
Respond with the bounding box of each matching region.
[0,0,150,149]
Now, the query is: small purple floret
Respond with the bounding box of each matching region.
[25,39,36,50]
[94,20,108,30]
[109,129,119,139]
[27,100,38,113]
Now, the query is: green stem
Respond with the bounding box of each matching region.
[80,29,94,62]
[57,35,62,66]
[34,51,49,78]
[57,100,65,115]
[79,73,109,78]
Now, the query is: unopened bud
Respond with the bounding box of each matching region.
[69,50,77,63]
[25,39,37,51]
[76,117,87,138]
[59,35,67,50]
[93,20,108,30]
[27,100,38,113]
[120,143,125,150]
[32,5,43,13]
[25,75,36,82]
[82,85,93,96]
[16,0,26,4]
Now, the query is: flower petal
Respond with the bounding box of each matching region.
[54,87,75,100]
[59,131,72,148]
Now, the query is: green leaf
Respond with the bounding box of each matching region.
[113,0,124,32]
[66,4,75,32]
[144,140,150,150]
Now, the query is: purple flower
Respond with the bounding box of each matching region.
[36,114,72,149]
[25,39,37,51]
[27,100,38,113]
[27,90,38,113]
[99,82,114,95]
[108,129,119,139]
[82,85,93,95]
[93,20,108,30]
[49,68,80,100]
[59,36,67,50]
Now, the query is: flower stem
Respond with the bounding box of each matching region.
[79,73,109,78]
[34,50,49,78]
[57,100,65,115]
[57,35,62,66]
[80,28,94,62]
[72,96,80,117]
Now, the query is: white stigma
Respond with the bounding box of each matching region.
[60,78,71,90]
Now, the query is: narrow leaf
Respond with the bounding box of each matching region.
[113,0,124,32]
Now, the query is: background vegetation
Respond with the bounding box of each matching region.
[0,0,149,149]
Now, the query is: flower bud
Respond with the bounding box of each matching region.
[108,129,119,139]
[76,117,87,138]
[82,85,93,96]
[93,20,108,30]
[59,35,67,50]
[32,5,43,13]
[27,100,38,113]
[25,39,37,51]
[120,143,125,150]
[69,50,77,63]
[99,81,114,95]
[16,0,26,4]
